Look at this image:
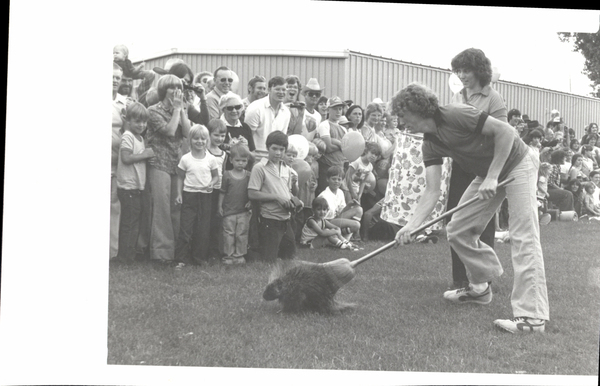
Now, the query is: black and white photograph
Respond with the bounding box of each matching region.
[2,2,600,385]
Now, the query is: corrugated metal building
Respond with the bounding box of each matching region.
[134,48,600,138]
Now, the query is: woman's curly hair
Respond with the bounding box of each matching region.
[451,48,493,87]
[389,83,439,118]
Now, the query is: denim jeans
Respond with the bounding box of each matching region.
[175,191,212,264]
[222,211,251,258]
[116,188,142,261]
[446,148,549,320]
[258,216,297,262]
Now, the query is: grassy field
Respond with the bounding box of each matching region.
[107,220,600,376]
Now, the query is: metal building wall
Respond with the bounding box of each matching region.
[134,49,599,139]
[345,51,599,139]
[494,82,599,138]
[136,51,346,99]
[346,51,455,107]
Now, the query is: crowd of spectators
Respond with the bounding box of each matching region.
[110,44,600,269]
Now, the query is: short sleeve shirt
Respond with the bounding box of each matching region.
[302,108,322,142]
[317,120,347,167]
[344,157,373,194]
[220,170,251,217]
[317,187,346,219]
[245,98,291,157]
[451,85,507,122]
[177,152,218,193]
[422,104,528,180]
[117,131,147,190]
[248,159,293,220]
[208,148,226,190]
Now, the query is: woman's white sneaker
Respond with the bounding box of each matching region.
[443,285,492,305]
[494,317,545,333]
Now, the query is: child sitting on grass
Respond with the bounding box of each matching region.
[581,182,600,220]
[115,102,155,263]
[317,165,363,245]
[174,124,219,267]
[218,144,253,265]
[300,197,354,249]
[343,141,381,206]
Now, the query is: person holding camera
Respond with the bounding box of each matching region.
[144,74,192,263]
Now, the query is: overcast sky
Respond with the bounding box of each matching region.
[113,2,600,97]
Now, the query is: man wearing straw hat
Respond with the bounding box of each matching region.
[301,78,325,141]
[392,83,549,334]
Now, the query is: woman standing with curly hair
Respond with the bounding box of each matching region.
[145,74,192,263]
[447,48,508,289]
[392,82,549,334]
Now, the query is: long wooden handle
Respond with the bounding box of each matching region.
[349,177,514,268]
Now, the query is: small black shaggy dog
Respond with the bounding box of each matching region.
[263,261,354,314]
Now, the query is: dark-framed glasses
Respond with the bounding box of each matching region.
[225,105,243,111]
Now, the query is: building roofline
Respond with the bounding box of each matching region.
[133,47,350,62]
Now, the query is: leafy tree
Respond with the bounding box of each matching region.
[559,31,600,97]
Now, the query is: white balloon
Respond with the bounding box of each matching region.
[492,66,501,83]
[231,71,240,93]
[448,73,463,94]
[288,134,310,160]
[341,131,365,162]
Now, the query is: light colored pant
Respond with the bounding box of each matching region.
[147,166,181,261]
[222,211,251,258]
[110,175,120,259]
[446,149,549,320]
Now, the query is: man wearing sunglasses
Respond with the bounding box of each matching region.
[206,65,237,122]
[301,78,325,141]
[244,76,291,161]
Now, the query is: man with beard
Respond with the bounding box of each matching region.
[206,66,237,122]
[118,75,135,99]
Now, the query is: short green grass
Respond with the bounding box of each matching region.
[107,220,600,375]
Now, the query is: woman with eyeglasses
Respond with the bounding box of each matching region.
[219,93,255,171]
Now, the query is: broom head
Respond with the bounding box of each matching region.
[322,258,356,291]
